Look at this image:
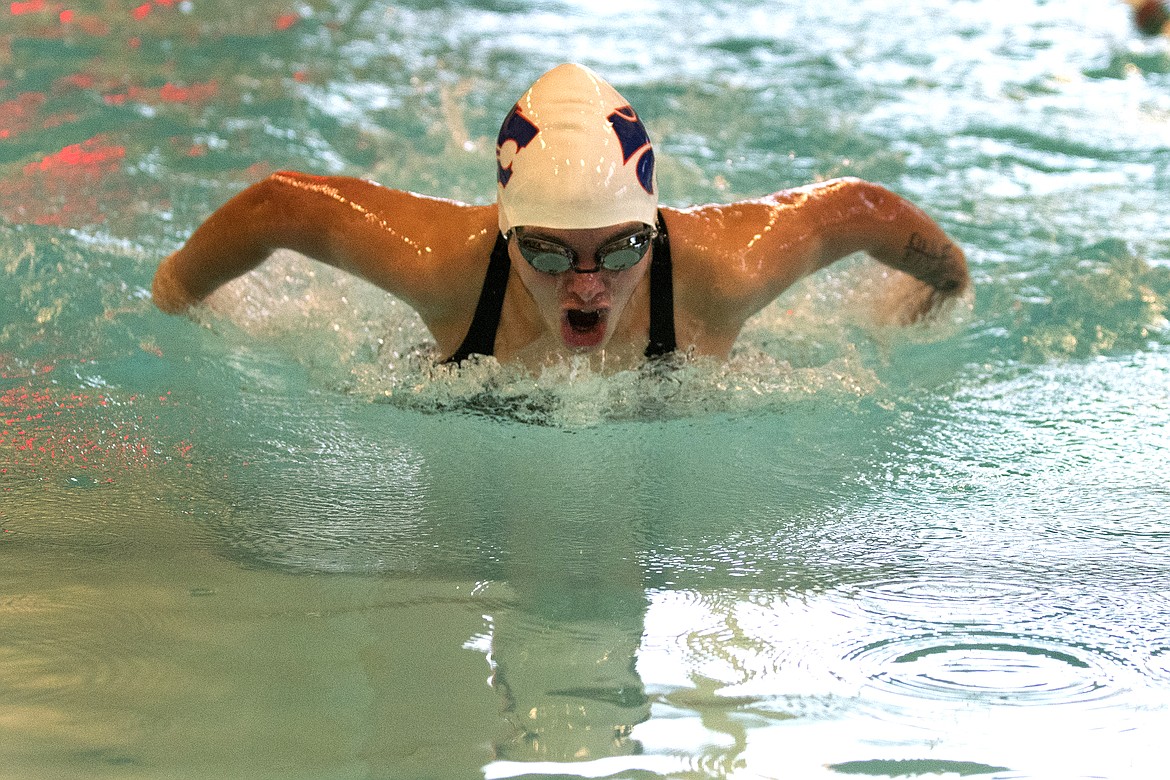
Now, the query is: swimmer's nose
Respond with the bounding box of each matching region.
[563,268,606,303]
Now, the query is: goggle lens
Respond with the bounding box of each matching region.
[514,227,655,275]
[597,246,644,271]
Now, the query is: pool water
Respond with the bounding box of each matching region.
[3,1,1170,778]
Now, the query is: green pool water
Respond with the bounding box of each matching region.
[3,1,1170,778]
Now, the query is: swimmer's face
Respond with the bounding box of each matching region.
[509,222,652,352]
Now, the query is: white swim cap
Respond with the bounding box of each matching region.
[496,63,658,235]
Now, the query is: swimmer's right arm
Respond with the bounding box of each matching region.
[155,172,359,313]
[152,172,496,316]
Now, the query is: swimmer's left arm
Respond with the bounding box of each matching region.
[792,178,969,292]
[715,177,970,321]
[692,177,968,322]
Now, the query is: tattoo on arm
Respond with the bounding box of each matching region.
[902,232,960,292]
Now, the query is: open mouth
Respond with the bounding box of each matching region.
[565,309,602,333]
[561,308,607,349]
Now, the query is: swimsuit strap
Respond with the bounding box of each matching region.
[443,231,511,364]
[645,210,677,359]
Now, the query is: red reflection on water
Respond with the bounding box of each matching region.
[0,92,46,139]
[7,0,183,33]
[102,80,218,106]
[28,137,125,172]
[58,72,96,90]
[9,0,47,15]
[0,82,93,140]
[0,381,193,474]
[128,0,183,21]
[178,139,208,157]
[245,161,273,180]
[0,135,127,226]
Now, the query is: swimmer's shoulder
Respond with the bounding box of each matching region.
[265,171,498,258]
[378,196,500,339]
[662,192,832,321]
[268,172,500,320]
[660,199,795,286]
[658,204,759,331]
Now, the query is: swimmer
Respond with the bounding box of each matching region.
[152,63,971,372]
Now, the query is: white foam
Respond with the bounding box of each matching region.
[193,250,986,426]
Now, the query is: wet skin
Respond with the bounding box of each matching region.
[151,174,971,373]
[507,221,651,354]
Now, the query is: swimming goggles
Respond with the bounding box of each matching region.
[510,225,656,274]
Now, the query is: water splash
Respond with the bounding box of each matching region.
[1013,240,1170,360]
[189,252,991,426]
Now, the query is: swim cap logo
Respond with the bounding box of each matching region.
[608,106,655,196]
[496,105,539,187]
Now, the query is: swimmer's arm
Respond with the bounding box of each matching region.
[152,172,492,316]
[711,177,969,322]
[809,178,970,296]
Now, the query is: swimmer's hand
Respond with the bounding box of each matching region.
[873,270,973,327]
[151,253,202,314]
[867,223,971,326]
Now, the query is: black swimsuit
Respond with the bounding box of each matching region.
[443,211,677,364]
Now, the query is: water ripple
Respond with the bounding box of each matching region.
[642,590,862,700]
[0,585,180,709]
[851,577,1052,628]
[845,629,1128,710]
[1139,643,1170,685]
